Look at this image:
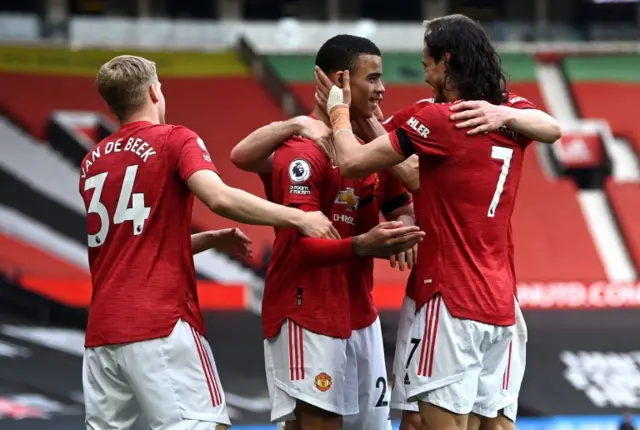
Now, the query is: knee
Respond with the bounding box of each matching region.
[479,413,515,430]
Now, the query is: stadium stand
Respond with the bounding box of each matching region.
[605,179,640,274]
[565,55,640,278]
[565,55,640,152]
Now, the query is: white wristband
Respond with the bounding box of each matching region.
[333,128,353,137]
[327,85,349,115]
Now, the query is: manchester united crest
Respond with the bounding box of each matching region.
[314,372,333,392]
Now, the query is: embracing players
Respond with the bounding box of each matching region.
[79,55,340,430]
[232,35,421,430]
[314,15,561,430]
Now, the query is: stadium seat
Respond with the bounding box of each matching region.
[605,179,640,273]
[512,150,606,282]
[564,55,640,153]
[0,232,86,279]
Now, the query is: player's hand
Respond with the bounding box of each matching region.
[354,221,424,257]
[295,211,341,240]
[314,66,351,114]
[449,100,511,135]
[294,116,336,162]
[390,243,418,271]
[208,228,253,258]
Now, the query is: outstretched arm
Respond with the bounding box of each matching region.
[449,100,561,144]
[187,170,339,239]
[230,116,332,173]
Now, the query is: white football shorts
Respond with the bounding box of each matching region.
[497,301,528,422]
[343,317,392,430]
[263,319,351,423]
[83,318,230,429]
[392,295,515,418]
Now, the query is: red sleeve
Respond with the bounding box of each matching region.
[273,139,327,208]
[298,237,355,265]
[294,202,355,266]
[166,126,218,183]
[378,170,412,215]
[506,93,536,110]
[389,105,449,158]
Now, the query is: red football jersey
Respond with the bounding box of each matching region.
[79,121,216,347]
[388,96,535,326]
[262,137,375,339]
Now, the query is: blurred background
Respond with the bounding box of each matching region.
[1,0,640,429]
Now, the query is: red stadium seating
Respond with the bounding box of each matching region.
[605,179,640,272]
[512,150,606,282]
[0,233,87,279]
[571,82,640,153]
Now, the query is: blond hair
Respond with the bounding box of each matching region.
[96,55,157,120]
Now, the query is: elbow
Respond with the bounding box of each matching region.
[546,123,562,144]
[532,116,562,144]
[229,146,249,170]
[204,183,233,215]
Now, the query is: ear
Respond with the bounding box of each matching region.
[335,71,344,88]
[443,52,452,63]
[149,84,159,104]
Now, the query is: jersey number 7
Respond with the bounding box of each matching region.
[487,146,513,218]
[84,164,151,248]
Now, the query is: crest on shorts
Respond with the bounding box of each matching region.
[314,372,332,392]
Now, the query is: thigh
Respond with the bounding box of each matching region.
[474,324,515,418]
[83,346,142,430]
[343,318,391,430]
[406,295,483,415]
[390,296,419,413]
[120,319,230,430]
[264,319,349,423]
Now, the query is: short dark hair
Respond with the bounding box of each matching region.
[315,34,381,75]
[424,14,508,105]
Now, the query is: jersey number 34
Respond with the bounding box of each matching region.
[83,165,151,248]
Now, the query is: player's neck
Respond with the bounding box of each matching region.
[121,110,161,127]
[443,89,462,103]
[312,106,331,126]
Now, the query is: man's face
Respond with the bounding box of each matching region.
[347,54,384,119]
[422,43,447,102]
